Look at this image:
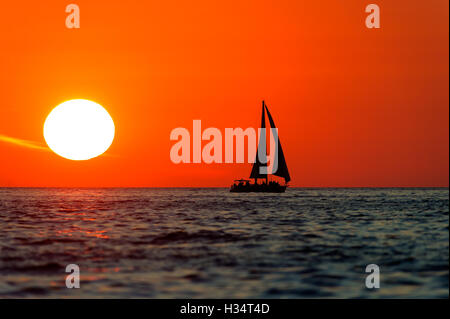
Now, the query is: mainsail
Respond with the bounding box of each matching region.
[249,101,291,183]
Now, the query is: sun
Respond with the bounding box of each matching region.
[43,99,115,160]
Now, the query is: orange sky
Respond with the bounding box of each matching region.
[0,0,448,187]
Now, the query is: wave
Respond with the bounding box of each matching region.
[150,230,246,245]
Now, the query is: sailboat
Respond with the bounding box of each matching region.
[230,100,291,193]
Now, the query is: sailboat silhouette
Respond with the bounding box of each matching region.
[230,100,291,193]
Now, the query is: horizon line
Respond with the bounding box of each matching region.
[0,186,448,189]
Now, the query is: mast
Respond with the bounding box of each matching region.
[250,100,267,183]
[265,101,268,184]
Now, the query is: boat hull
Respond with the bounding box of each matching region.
[230,184,287,193]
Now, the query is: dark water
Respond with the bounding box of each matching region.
[0,188,448,298]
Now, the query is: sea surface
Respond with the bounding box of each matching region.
[0,188,448,298]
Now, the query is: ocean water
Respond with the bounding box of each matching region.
[0,187,448,298]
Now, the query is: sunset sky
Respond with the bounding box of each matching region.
[0,0,448,187]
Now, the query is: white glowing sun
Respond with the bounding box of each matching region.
[43,99,115,160]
